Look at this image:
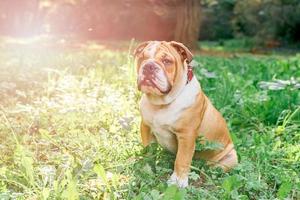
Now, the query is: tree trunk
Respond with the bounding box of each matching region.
[174,0,201,49]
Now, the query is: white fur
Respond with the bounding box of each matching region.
[153,67,168,91]
[167,172,188,188]
[140,77,201,153]
[146,41,160,58]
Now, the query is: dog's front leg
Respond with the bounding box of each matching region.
[168,134,195,188]
[140,120,156,147]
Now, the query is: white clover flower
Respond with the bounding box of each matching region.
[258,78,300,90]
[39,165,56,187]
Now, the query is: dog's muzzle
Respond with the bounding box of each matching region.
[138,61,171,94]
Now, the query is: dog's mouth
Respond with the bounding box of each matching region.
[138,77,171,94]
[137,62,171,95]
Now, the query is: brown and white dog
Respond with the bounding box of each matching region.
[134,41,238,188]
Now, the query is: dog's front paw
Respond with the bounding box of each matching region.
[167,172,188,188]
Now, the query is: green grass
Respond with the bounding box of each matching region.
[0,42,299,199]
[200,38,300,54]
[200,38,257,52]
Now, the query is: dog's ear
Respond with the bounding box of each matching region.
[169,41,193,63]
[133,41,150,58]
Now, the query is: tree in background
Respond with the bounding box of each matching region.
[173,0,201,49]
[151,0,201,49]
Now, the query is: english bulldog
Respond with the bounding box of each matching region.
[134,41,238,188]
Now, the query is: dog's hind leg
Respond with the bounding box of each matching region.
[194,148,238,172]
[212,148,238,172]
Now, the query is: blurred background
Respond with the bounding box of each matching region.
[0,0,300,49]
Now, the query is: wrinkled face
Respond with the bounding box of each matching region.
[134,41,190,96]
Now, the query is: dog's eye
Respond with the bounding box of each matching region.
[162,59,172,65]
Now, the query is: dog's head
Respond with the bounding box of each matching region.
[133,41,193,96]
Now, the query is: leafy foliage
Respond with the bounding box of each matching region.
[200,0,236,40]
[201,0,300,45]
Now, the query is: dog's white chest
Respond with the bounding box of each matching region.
[142,104,180,152]
[140,78,200,152]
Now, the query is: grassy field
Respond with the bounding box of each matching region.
[0,41,299,199]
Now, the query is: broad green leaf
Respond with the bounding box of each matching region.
[16,146,35,186]
[162,185,178,200]
[62,179,79,200]
[22,155,34,186]
[174,188,186,200]
[222,175,241,193]
[277,182,292,199]
[41,188,50,200]
[93,164,107,184]
[162,185,185,200]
